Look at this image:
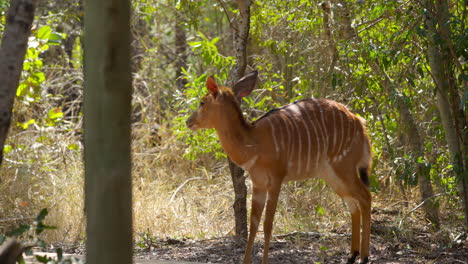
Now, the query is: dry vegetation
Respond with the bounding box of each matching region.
[1,2,466,263]
[0,72,464,244]
[0,77,466,263]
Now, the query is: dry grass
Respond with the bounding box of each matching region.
[0,68,463,248]
[1,114,463,245]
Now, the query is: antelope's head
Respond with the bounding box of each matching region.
[186,71,257,131]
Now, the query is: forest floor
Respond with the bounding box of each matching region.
[49,230,467,264]
[42,208,467,264]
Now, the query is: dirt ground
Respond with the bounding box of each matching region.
[54,230,466,263]
[131,232,466,264]
[36,209,468,264]
[129,208,467,264]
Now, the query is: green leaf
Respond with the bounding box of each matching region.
[416,156,425,164]
[36,222,57,235]
[48,108,64,120]
[56,248,63,260]
[29,72,46,86]
[67,144,79,151]
[48,32,65,45]
[37,26,51,40]
[16,83,29,97]
[17,256,26,264]
[25,247,33,256]
[35,255,50,263]
[315,205,325,216]
[18,119,35,129]
[7,224,30,236]
[3,144,12,154]
[36,208,49,222]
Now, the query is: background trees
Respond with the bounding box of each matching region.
[0,0,466,260]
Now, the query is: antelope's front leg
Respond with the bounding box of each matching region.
[261,183,281,264]
[243,186,267,264]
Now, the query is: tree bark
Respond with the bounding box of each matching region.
[0,0,36,167]
[321,2,339,83]
[175,8,188,90]
[0,238,25,264]
[424,0,468,229]
[225,0,254,240]
[84,0,133,263]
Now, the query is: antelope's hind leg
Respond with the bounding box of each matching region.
[325,164,371,264]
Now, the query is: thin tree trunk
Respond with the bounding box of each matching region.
[84,0,133,263]
[424,0,468,228]
[175,8,188,90]
[0,0,36,168]
[326,1,441,227]
[321,2,339,84]
[225,0,254,241]
[397,95,440,228]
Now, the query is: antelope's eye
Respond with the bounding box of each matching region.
[200,101,205,107]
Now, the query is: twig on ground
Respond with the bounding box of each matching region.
[169,177,203,204]
[398,193,447,228]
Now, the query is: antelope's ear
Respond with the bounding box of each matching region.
[233,71,258,99]
[206,76,219,96]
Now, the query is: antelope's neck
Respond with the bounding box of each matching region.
[215,117,257,168]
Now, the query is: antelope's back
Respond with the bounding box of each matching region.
[253,98,371,181]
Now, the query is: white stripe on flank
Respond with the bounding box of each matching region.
[290,103,301,115]
[350,119,356,145]
[276,114,287,160]
[297,102,312,173]
[343,116,352,155]
[337,110,345,157]
[311,100,326,157]
[285,105,303,176]
[274,115,284,159]
[301,102,320,169]
[267,117,280,160]
[331,107,337,155]
[337,115,353,162]
[317,101,329,151]
[240,155,258,171]
[280,112,293,167]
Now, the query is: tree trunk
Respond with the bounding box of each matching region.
[321,2,339,84]
[0,0,36,168]
[0,238,27,264]
[327,1,441,227]
[225,0,253,241]
[175,8,188,90]
[229,157,248,240]
[396,94,440,228]
[424,0,468,229]
[83,0,133,263]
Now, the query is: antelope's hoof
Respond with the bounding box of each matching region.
[359,256,369,264]
[347,252,359,263]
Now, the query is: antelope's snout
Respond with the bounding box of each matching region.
[186,114,198,131]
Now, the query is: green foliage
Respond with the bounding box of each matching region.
[17,26,65,103]
[0,0,466,246]
[172,32,235,160]
[0,209,83,263]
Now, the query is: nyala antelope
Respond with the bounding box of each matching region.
[186,71,372,264]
